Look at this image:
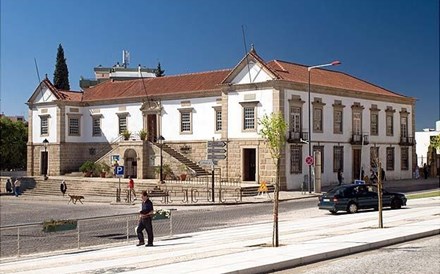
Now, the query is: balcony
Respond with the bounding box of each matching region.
[350,134,369,145]
[287,131,308,144]
[399,136,415,146]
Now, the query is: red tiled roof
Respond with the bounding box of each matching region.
[267,60,405,98]
[82,69,231,101]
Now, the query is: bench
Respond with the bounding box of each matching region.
[68,194,84,204]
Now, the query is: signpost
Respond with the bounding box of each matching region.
[207,139,227,202]
[115,166,124,202]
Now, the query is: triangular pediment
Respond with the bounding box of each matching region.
[27,79,59,105]
[222,48,280,85]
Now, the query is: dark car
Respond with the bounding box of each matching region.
[318,184,407,214]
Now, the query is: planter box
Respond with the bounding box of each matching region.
[153,209,171,220]
[43,220,77,233]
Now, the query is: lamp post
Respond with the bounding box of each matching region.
[42,138,49,180]
[158,135,165,183]
[307,61,341,193]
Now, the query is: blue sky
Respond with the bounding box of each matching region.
[1,0,438,130]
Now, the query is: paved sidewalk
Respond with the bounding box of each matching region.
[1,197,438,274]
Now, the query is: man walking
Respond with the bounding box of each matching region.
[136,191,154,247]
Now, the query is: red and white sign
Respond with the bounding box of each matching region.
[305,156,314,166]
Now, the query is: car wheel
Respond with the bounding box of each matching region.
[329,209,337,214]
[391,199,401,209]
[347,202,358,214]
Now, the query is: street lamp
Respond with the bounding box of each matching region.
[42,138,49,180]
[307,61,341,193]
[157,135,165,183]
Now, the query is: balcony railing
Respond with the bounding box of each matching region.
[350,134,369,145]
[399,136,415,146]
[287,131,308,143]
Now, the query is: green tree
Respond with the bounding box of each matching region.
[155,62,165,77]
[0,117,28,170]
[258,112,287,247]
[53,44,70,90]
[430,134,440,150]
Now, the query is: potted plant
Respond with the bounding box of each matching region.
[179,164,188,181]
[121,129,131,140]
[154,164,173,180]
[79,160,95,177]
[139,129,147,141]
[99,162,111,178]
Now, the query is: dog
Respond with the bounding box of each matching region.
[68,194,84,204]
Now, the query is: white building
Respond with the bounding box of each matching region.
[415,121,440,170]
[26,48,416,190]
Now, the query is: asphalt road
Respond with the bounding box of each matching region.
[273,235,440,274]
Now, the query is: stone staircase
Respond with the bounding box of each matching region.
[161,144,211,176]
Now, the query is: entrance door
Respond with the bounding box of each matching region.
[243,148,256,182]
[41,151,48,175]
[124,149,138,178]
[353,148,361,181]
[147,114,157,142]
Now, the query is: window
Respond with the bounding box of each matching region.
[333,146,344,172]
[215,109,222,132]
[180,111,191,133]
[289,106,301,133]
[400,116,408,138]
[243,106,255,130]
[386,147,395,171]
[401,147,409,170]
[385,107,395,136]
[118,115,127,134]
[290,145,302,174]
[313,108,323,132]
[68,116,80,136]
[313,146,324,173]
[370,147,379,167]
[371,113,379,136]
[333,110,343,134]
[92,117,101,136]
[40,116,49,135]
[353,112,362,135]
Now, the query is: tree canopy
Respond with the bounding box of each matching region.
[155,62,165,77]
[0,117,28,170]
[53,44,70,90]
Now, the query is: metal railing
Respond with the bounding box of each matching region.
[0,213,173,260]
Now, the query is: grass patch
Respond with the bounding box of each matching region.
[407,190,440,199]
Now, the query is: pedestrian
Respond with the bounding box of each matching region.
[414,166,420,179]
[13,178,21,197]
[5,178,12,193]
[337,168,344,186]
[113,161,119,177]
[60,180,67,196]
[128,176,137,201]
[423,163,429,179]
[380,167,386,181]
[136,190,154,247]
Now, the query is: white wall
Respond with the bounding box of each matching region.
[31,106,58,144]
[227,89,274,139]
[161,96,221,141]
[232,62,273,85]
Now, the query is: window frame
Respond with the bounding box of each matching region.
[213,106,222,132]
[401,147,409,170]
[386,147,395,171]
[67,114,81,136]
[92,115,102,137]
[240,102,258,132]
[385,107,395,136]
[179,108,193,134]
[39,115,50,136]
[290,145,302,174]
[117,113,128,135]
[333,146,344,172]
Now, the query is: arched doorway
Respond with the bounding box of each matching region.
[124,149,138,178]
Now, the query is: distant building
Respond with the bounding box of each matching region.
[26,48,417,190]
[0,113,26,123]
[415,121,440,175]
[79,50,157,89]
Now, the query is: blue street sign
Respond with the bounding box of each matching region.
[116,166,124,176]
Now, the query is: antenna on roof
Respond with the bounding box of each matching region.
[241,25,252,83]
[122,50,130,68]
[34,58,41,83]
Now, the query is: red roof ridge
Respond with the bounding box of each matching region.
[161,68,232,78]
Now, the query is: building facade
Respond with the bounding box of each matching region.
[26,49,416,190]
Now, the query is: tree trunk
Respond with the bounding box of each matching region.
[273,158,280,247]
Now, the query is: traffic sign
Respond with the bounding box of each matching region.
[207,154,226,160]
[207,141,226,147]
[115,166,124,176]
[207,148,227,154]
[305,156,314,166]
[199,159,215,166]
